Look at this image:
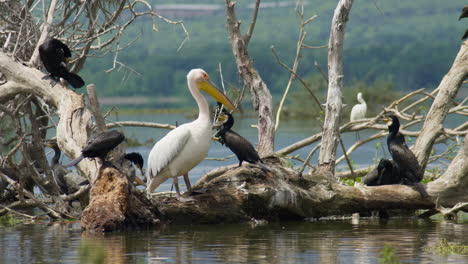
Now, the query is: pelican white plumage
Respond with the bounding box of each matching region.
[146,69,237,199]
[350,92,367,121]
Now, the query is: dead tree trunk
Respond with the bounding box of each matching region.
[318,0,354,175]
[412,43,468,170]
[82,165,160,232]
[224,0,275,156]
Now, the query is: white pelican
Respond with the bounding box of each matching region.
[146,69,237,199]
[350,92,367,141]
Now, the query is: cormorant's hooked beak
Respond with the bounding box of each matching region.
[131,164,145,186]
[65,57,71,63]
[198,80,238,112]
[382,116,393,126]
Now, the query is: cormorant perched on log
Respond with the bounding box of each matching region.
[215,111,269,171]
[123,152,146,185]
[39,38,85,88]
[65,130,125,167]
[363,158,400,186]
[459,6,468,40]
[386,115,428,197]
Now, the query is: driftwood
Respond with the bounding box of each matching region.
[154,158,436,224]
[81,164,160,232]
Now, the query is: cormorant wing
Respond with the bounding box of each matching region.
[389,143,422,182]
[224,130,260,162]
[82,130,124,156]
[147,126,191,178]
[55,39,72,58]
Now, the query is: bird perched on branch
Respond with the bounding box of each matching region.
[350,92,367,141]
[146,69,237,200]
[215,110,270,171]
[65,130,125,167]
[39,38,85,89]
[385,115,427,197]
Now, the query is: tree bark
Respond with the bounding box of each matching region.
[224,0,275,156]
[412,43,468,170]
[426,133,468,206]
[318,0,354,175]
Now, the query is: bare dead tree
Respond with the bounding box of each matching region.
[0,0,186,223]
[224,0,275,156]
[318,0,354,175]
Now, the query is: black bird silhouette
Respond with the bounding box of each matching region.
[215,111,270,171]
[65,130,125,167]
[363,158,400,186]
[459,6,468,40]
[39,38,85,88]
[386,115,427,197]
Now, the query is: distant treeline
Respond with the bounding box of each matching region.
[80,0,465,100]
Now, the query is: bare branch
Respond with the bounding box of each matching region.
[244,0,260,46]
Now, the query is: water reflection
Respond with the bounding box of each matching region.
[2,219,468,263]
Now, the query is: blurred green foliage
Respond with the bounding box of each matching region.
[79,0,465,108]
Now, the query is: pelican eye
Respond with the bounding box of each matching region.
[202,73,209,80]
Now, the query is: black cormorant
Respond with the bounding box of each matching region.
[363,158,400,186]
[386,115,427,197]
[39,38,85,88]
[45,141,89,194]
[65,130,125,167]
[123,152,146,185]
[215,111,269,170]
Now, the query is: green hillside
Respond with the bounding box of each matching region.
[80,1,466,101]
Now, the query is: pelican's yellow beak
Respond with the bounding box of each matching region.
[198,80,238,112]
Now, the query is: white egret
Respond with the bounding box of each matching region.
[146,69,238,199]
[350,92,367,121]
[350,92,367,141]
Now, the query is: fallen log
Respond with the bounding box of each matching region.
[156,158,435,224]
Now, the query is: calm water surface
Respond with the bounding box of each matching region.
[1,219,468,263]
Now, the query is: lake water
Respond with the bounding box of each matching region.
[2,112,465,263]
[2,218,468,263]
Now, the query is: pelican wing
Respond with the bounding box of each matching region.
[147,126,191,179]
